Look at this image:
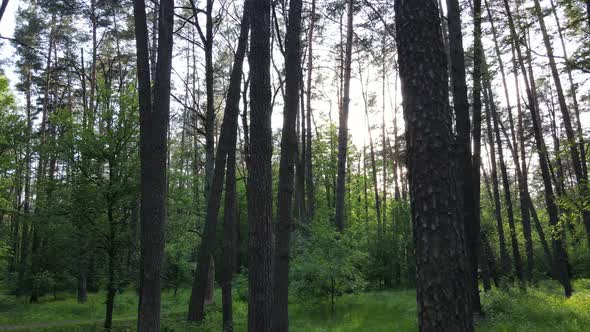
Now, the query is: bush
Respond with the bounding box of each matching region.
[290,221,367,311]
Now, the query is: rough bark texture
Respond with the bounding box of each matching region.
[133,0,174,330]
[394,1,474,330]
[334,0,353,233]
[247,0,274,328]
[273,0,303,328]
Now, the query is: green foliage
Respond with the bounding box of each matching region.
[480,279,590,331]
[290,220,368,306]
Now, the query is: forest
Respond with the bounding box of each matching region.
[0,0,589,331]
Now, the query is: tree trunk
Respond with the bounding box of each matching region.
[480,233,491,292]
[16,71,33,297]
[484,90,511,278]
[222,144,238,331]
[187,1,250,320]
[133,0,174,330]
[481,165,502,286]
[446,0,479,314]
[247,0,274,327]
[471,0,483,312]
[305,0,316,220]
[300,78,307,222]
[104,207,117,331]
[360,69,381,235]
[272,0,303,327]
[334,0,353,233]
[394,1,474,330]
[489,86,524,284]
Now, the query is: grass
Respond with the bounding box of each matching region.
[0,280,588,331]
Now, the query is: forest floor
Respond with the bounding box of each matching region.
[0,279,589,331]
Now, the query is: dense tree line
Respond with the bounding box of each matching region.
[0,0,589,331]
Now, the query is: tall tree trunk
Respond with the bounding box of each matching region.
[89,0,97,128]
[392,72,400,201]
[360,68,381,235]
[480,166,500,287]
[273,0,303,328]
[489,86,524,283]
[394,1,474,330]
[471,0,483,312]
[104,206,117,331]
[29,17,56,303]
[381,38,388,234]
[446,0,479,314]
[363,144,369,227]
[247,0,274,327]
[334,0,353,233]
[502,0,573,297]
[305,0,316,220]
[17,71,32,297]
[479,232,491,292]
[484,87,511,278]
[133,0,174,330]
[187,1,250,320]
[222,146,237,331]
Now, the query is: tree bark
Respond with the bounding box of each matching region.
[483,87,511,278]
[305,0,316,220]
[273,0,303,327]
[394,1,474,330]
[471,0,483,312]
[133,0,174,330]
[222,145,238,331]
[446,0,479,314]
[489,86,524,283]
[334,0,353,233]
[247,0,274,327]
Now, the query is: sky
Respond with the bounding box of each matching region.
[0,0,398,151]
[0,0,587,157]
[0,0,20,92]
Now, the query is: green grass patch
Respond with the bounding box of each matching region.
[1,280,589,331]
